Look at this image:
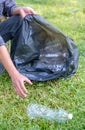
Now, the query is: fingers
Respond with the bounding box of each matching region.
[23,7,35,15]
[19,79,28,94]
[24,7,35,13]
[29,8,35,14]
[19,7,35,18]
[26,7,35,14]
[25,77,32,85]
[12,75,32,98]
[19,9,26,18]
[13,82,27,98]
[14,86,27,98]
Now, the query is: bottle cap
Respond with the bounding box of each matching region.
[68,114,73,119]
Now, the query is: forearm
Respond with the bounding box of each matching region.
[0,45,32,98]
[0,45,19,78]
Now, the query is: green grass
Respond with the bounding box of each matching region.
[0,0,85,130]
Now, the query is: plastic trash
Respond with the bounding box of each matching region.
[27,103,73,122]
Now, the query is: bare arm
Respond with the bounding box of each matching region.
[0,45,32,98]
[0,6,35,98]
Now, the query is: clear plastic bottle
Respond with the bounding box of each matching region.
[27,103,73,122]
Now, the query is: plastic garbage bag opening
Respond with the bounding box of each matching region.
[10,14,78,81]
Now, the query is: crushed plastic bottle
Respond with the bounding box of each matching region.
[27,103,73,122]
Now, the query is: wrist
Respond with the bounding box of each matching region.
[12,7,23,15]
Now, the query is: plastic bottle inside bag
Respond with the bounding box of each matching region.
[27,103,73,122]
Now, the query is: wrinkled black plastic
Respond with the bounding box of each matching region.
[0,62,5,74]
[2,14,79,81]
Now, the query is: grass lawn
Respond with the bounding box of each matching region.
[0,0,85,129]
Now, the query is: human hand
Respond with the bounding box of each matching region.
[0,45,32,98]
[11,72,32,98]
[19,7,35,18]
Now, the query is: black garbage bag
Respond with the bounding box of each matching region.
[0,62,5,74]
[11,14,78,81]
